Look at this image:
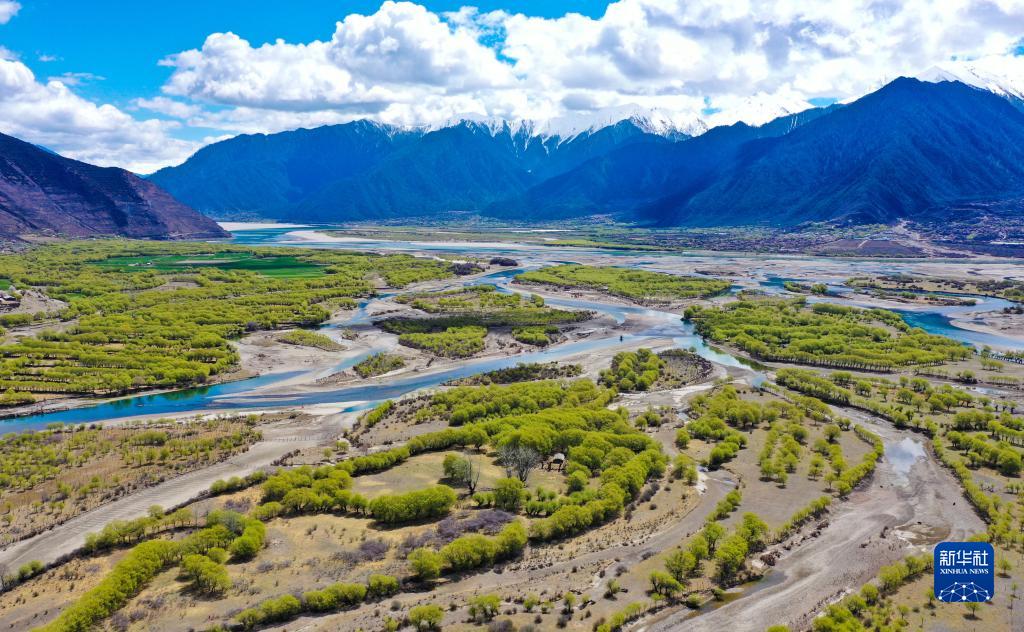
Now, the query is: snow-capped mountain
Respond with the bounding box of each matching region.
[428,105,708,143]
[918,57,1024,105]
[705,93,816,128]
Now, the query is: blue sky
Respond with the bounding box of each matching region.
[3,2,611,109]
[1,1,1022,172]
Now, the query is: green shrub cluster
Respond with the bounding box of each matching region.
[517,265,729,302]
[368,485,458,524]
[776,495,832,540]
[235,574,399,630]
[511,325,559,346]
[395,285,588,327]
[37,539,180,632]
[947,430,1022,476]
[279,329,343,351]
[595,601,648,632]
[0,242,451,398]
[361,399,394,428]
[528,449,666,541]
[42,515,253,632]
[398,325,488,358]
[600,348,664,391]
[209,470,267,495]
[811,555,932,631]
[686,298,970,370]
[409,520,527,578]
[353,353,406,378]
[180,553,231,595]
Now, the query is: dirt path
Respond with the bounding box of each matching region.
[641,411,985,632]
[0,418,333,571]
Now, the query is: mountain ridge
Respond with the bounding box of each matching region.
[0,132,227,241]
[148,77,1024,229]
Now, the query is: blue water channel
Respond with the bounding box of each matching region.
[0,228,1019,435]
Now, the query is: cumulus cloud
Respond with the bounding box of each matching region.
[0,58,201,173]
[0,1,20,24]
[156,0,1024,136]
[10,0,1024,171]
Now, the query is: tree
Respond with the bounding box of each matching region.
[649,571,683,598]
[823,424,841,443]
[998,557,1013,577]
[702,522,725,554]
[442,454,482,494]
[665,549,697,582]
[965,601,979,618]
[367,574,400,598]
[498,444,543,483]
[180,554,231,595]
[714,533,749,582]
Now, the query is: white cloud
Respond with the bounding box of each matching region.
[0,58,201,173]
[9,0,1024,171]
[0,1,20,24]
[133,96,203,119]
[154,0,1024,142]
[47,71,104,86]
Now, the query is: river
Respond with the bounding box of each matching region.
[0,226,1020,435]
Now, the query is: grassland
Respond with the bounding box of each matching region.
[0,415,262,547]
[92,252,326,279]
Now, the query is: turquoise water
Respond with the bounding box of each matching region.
[0,370,303,433]
[1,227,1019,434]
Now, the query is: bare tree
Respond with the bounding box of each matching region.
[497,444,518,479]
[498,444,543,483]
[443,454,482,494]
[465,456,482,494]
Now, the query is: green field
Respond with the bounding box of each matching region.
[93,253,325,279]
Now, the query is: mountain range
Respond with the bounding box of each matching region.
[0,132,226,241]
[3,71,1024,241]
[149,76,1024,229]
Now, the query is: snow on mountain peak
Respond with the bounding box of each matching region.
[705,93,815,128]
[425,105,707,142]
[918,57,1024,103]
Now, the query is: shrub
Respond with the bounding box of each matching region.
[409,547,444,580]
[493,477,525,511]
[39,540,179,632]
[367,574,400,599]
[180,554,231,595]
[368,485,457,524]
[408,604,444,630]
[469,594,501,623]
